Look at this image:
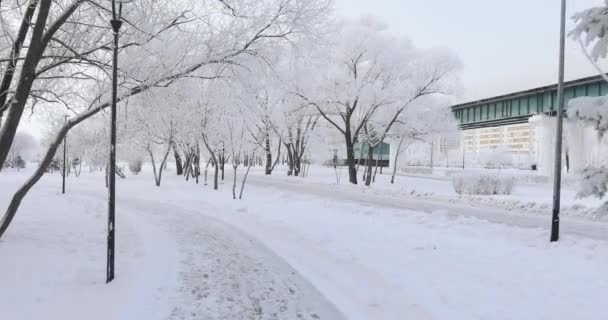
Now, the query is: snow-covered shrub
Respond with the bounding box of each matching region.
[452,172,515,195]
[128,159,143,175]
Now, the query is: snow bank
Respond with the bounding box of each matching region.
[451,172,515,195]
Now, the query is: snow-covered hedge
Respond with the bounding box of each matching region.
[452,173,515,195]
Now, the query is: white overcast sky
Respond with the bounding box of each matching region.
[335,0,606,103]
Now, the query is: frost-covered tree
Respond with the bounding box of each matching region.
[124,88,183,187]
[236,62,284,176]
[388,100,458,184]
[296,17,460,184]
[0,0,333,239]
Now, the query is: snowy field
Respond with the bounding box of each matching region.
[1,165,608,320]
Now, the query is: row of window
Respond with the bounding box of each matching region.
[454,81,608,124]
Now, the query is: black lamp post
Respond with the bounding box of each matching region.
[107,0,131,284]
[550,0,566,242]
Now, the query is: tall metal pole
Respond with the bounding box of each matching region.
[107,7,123,283]
[62,115,68,194]
[551,0,566,242]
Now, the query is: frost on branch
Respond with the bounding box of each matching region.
[571,2,608,60]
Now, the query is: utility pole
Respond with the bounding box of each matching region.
[62,115,68,194]
[551,0,566,242]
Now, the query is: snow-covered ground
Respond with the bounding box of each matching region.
[273,165,605,219]
[1,165,608,320]
[0,169,343,320]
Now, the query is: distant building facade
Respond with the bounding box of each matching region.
[450,75,608,174]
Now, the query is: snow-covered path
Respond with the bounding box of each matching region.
[246,174,608,240]
[114,195,345,320]
[199,177,608,320]
[2,169,608,320]
[0,176,344,320]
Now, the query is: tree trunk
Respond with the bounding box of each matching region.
[195,144,200,184]
[391,136,406,184]
[294,153,301,177]
[232,165,237,199]
[183,151,192,180]
[286,143,294,176]
[364,145,374,186]
[239,155,255,199]
[0,0,52,169]
[75,160,82,177]
[204,158,211,186]
[378,143,384,175]
[0,0,39,122]
[173,146,183,175]
[201,134,218,190]
[148,149,160,186]
[356,146,364,173]
[345,135,357,184]
[156,144,172,186]
[220,157,225,180]
[213,161,219,190]
[148,143,172,187]
[270,142,281,172]
[220,145,225,181]
[372,147,381,183]
[265,133,272,175]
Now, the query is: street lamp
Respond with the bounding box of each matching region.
[551,0,566,242]
[107,0,131,284]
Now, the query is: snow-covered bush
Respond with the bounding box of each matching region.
[452,172,515,195]
[128,159,143,175]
